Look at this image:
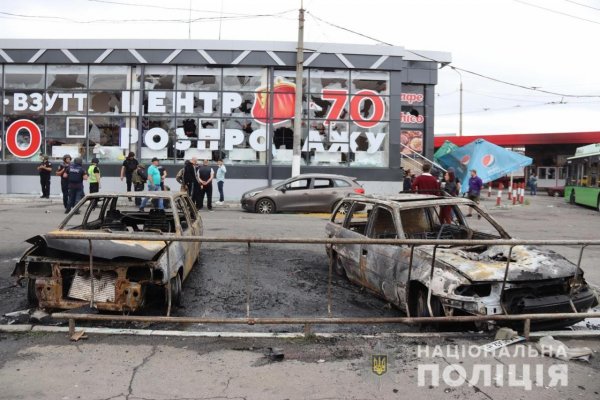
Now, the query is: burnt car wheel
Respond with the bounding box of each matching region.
[171,273,183,307]
[416,287,444,318]
[256,198,275,214]
[27,278,38,306]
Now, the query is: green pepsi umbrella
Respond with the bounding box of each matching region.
[434,140,459,164]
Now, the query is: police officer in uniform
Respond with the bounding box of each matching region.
[88,158,101,193]
[65,158,88,214]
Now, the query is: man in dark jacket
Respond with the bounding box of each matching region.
[56,154,71,211]
[196,159,214,211]
[37,155,52,198]
[65,157,88,214]
[183,157,198,203]
[120,151,138,199]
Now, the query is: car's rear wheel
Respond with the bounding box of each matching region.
[256,198,275,214]
[597,196,600,212]
[27,278,38,306]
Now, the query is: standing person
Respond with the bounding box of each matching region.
[440,170,460,224]
[411,163,440,195]
[157,163,167,190]
[402,169,412,192]
[466,169,483,217]
[139,158,164,211]
[183,157,198,202]
[528,173,538,196]
[65,157,88,214]
[196,159,214,211]
[215,159,227,205]
[131,163,147,206]
[55,154,71,211]
[37,155,52,198]
[120,152,138,199]
[87,158,101,193]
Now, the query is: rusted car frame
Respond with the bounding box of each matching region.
[12,192,203,313]
[325,194,598,328]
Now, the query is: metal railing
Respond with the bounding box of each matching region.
[44,232,600,339]
[400,143,447,173]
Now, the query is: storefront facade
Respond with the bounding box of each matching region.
[0,39,450,197]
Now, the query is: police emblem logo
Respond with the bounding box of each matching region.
[371,355,387,376]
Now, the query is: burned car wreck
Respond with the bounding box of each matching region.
[326,194,598,329]
[12,192,202,313]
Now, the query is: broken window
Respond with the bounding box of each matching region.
[345,202,373,235]
[368,207,398,239]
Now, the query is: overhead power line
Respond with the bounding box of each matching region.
[307,11,600,98]
[513,0,600,25]
[564,0,600,12]
[87,0,261,17]
[0,8,295,24]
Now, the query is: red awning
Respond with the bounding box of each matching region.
[434,132,600,148]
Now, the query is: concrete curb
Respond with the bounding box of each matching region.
[0,195,242,209]
[1,324,598,339]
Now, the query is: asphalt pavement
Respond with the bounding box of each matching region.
[0,192,599,399]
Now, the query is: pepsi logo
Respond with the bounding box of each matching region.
[460,155,470,165]
[482,154,495,167]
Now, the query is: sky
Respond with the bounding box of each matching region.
[0,0,599,136]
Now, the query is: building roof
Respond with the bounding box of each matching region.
[434,132,600,148]
[0,39,451,70]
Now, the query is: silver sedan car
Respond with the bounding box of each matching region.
[241,173,364,214]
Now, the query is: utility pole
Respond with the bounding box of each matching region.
[452,67,463,136]
[291,1,304,177]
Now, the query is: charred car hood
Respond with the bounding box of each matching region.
[26,231,167,261]
[422,245,577,282]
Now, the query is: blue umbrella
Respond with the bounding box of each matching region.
[437,138,532,193]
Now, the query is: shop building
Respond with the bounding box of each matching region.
[0,39,450,197]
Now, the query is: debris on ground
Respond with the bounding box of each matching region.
[29,309,51,324]
[536,335,593,362]
[4,309,32,324]
[494,327,519,340]
[70,330,88,342]
[265,347,284,362]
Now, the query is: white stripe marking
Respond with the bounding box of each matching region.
[94,49,113,63]
[61,49,79,63]
[197,49,216,64]
[370,55,388,69]
[303,52,320,66]
[0,49,13,62]
[336,53,353,69]
[267,51,285,66]
[162,49,182,64]
[232,50,250,65]
[128,49,147,64]
[28,49,45,63]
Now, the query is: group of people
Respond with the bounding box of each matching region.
[37,154,100,214]
[403,163,484,222]
[181,157,227,211]
[37,151,227,213]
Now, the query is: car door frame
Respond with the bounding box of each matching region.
[276,177,313,212]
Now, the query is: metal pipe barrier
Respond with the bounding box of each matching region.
[43,232,600,338]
